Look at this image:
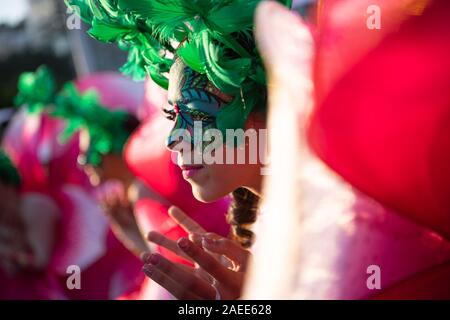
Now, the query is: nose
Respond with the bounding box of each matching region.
[165,127,193,153]
[166,133,183,151]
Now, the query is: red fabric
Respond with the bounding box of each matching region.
[309,0,450,238]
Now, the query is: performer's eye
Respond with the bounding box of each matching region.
[163,108,176,121]
[187,109,214,122]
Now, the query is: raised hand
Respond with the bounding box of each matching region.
[98,181,150,256]
[142,206,250,300]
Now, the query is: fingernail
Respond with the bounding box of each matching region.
[142,265,153,276]
[140,252,151,263]
[149,254,160,265]
[178,238,189,250]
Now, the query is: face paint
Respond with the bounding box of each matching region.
[165,59,233,149]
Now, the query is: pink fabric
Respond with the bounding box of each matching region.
[306,0,450,298]
[137,78,169,121]
[0,73,148,299]
[74,72,145,119]
[310,0,450,238]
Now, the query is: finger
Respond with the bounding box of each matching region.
[146,231,193,263]
[190,232,223,263]
[201,233,250,270]
[146,253,216,299]
[102,193,117,209]
[189,233,203,246]
[142,264,201,300]
[168,206,206,234]
[177,238,237,287]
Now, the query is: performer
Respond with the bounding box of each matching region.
[124,79,231,299]
[37,67,232,299]
[64,0,291,299]
[52,71,231,259]
[67,0,450,300]
[0,149,66,299]
[2,67,142,299]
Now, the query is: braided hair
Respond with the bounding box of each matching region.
[226,188,260,248]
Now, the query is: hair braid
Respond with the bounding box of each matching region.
[227,188,260,248]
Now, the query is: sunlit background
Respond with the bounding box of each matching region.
[0,0,315,135]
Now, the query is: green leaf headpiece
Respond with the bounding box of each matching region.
[15,66,134,167]
[65,0,293,132]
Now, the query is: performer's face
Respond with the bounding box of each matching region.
[165,59,265,202]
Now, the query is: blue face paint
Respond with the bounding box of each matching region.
[165,59,233,148]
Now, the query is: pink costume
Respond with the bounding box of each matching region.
[245,0,450,299]
[1,110,108,299]
[307,0,450,298]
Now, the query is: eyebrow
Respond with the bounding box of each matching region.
[167,98,192,107]
[166,95,210,108]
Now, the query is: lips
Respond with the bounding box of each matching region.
[179,164,204,180]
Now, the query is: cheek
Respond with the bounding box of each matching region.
[204,163,245,191]
[186,164,237,202]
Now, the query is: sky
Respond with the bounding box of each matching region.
[0,0,314,26]
[0,0,30,26]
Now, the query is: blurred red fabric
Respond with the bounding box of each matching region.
[310,0,450,239]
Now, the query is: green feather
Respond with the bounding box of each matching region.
[63,0,293,131]
[65,0,93,23]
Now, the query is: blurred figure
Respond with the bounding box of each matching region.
[0,149,65,299]
[63,72,152,257]
[2,67,141,299]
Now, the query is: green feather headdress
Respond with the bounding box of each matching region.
[14,66,132,167]
[0,150,21,188]
[65,0,293,132]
